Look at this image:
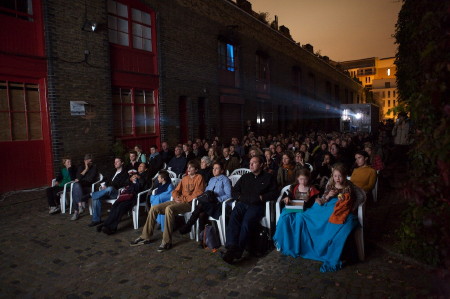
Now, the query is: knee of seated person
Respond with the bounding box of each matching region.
[165,206,175,216]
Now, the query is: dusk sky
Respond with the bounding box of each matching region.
[250,0,403,62]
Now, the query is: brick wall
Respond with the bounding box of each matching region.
[45,0,113,172]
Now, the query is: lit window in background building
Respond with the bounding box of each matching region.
[387,68,391,76]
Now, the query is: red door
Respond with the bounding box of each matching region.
[0,79,52,192]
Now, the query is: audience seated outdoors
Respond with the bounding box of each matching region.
[222,156,277,264]
[47,157,76,214]
[273,163,364,272]
[48,128,395,271]
[167,145,187,176]
[130,160,205,252]
[97,162,150,234]
[149,170,174,231]
[179,161,232,236]
[71,154,99,220]
[350,150,377,194]
[87,157,129,226]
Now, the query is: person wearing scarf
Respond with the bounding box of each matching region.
[277,152,301,188]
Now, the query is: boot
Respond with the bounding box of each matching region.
[179,206,201,234]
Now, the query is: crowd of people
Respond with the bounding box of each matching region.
[46,118,406,271]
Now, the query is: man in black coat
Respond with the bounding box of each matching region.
[148,145,164,178]
[222,156,277,264]
[88,157,129,226]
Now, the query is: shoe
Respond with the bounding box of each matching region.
[96,224,104,232]
[157,243,172,252]
[221,250,235,264]
[78,206,85,215]
[88,221,103,227]
[49,207,59,214]
[178,224,192,235]
[70,212,79,221]
[102,226,115,235]
[130,237,151,247]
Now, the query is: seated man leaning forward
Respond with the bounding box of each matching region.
[130,160,205,252]
[88,157,129,227]
[222,156,277,264]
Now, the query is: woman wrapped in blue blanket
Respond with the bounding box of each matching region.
[273,163,365,272]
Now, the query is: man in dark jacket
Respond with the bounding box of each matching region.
[148,145,164,178]
[222,156,277,264]
[167,146,187,176]
[88,157,129,226]
[160,141,174,164]
[71,154,99,220]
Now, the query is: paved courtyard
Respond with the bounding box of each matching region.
[0,185,448,298]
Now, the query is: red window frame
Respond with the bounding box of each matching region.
[107,0,153,52]
[112,87,156,137]
[0,0,34,21]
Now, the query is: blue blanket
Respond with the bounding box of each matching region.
[273,197,358,272]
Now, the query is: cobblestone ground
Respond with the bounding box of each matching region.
[0,182,448,298]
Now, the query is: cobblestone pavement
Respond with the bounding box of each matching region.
[0,188,448,298]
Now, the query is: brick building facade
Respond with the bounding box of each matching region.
[0,0,363,192]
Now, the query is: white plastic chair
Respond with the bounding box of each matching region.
[51,179,74,214]
[69,173,103,214]
[194,197,233,245]
[275,185,291,225]
[228,175,241,187]
[133,178,180,229]
[131,187,152,229]
[353,185,367,261]
[372,170,379,202]
[305,163,314,173]
[230,168,251,176]
[167,170,177,178]
[170,195,197,240]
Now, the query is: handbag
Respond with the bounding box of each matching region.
[197,190,217,205]
[116,186,135,203]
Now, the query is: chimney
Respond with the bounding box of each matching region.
[279,25,292,39]
[236,0,253,14]
[271,15,279,30]
[303,44,314,53]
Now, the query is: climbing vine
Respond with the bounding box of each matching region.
[394,0,450,267]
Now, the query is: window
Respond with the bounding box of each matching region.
[382,91,386,98]
[388,90,391,98]
[256,53,269,81]
[387,68,391,76]
[384,100,387,107]
[112,87,156,136]
[108,0,152,51]
[0,0,33,21]
[385,82,391,88]
[388,100,391,107]
[0,81,42,141]
[393,90,396,97]
[218,42,236,71]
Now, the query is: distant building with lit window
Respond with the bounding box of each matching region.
[340,57,398,120]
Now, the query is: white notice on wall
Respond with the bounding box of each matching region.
[70,101,88,116]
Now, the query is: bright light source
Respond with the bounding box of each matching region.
[355,113,362,120]
[341,109,350,121]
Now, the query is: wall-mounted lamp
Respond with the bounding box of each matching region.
[82,20,97,32]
